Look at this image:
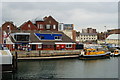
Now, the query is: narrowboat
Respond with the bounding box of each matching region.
[79,48,110,60]
[110,49,120,57]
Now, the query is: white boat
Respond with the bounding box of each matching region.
[0,49,13,72]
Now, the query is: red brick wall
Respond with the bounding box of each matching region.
[36,21,44,30]
[36,45,42,50]
[44,16,58,31]
[20,21,37,30]
[2,22,17,31]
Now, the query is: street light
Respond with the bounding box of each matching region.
[104,26,107,44]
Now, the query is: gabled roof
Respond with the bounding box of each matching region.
[43,16,58,23]
[19,20,37,30]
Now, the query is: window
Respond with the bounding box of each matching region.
[66,44,72,48]
[39,24,43,29]
[7,25,10,30]
[38,44,42,48]
[54,36,61,40]
[40,36,44,39]
[14,35,30,41]
[46,24,51,29]
[56,45,59,47]
[28,24,31,28]
[53,25,56,29]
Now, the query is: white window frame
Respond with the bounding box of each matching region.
[53,25,56,29]
[39,24,43,29]
[46,24,51,29]
[38,44,42,48]
[66,44,72,48]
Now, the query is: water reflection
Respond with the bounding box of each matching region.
[2,57,119,79]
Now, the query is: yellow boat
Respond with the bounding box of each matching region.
[79,48,110,60]
[110,49,120,57]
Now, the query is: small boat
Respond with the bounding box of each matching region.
[79,48,110,60]
[110,49,120,57]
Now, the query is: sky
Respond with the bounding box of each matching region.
[1,2,119,32]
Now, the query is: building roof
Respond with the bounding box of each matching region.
[106,34,120,40]
[80,33,97,36]
[9,30,76,43]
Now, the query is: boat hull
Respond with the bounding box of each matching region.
[79,53,110,60]
[110,53,120,57]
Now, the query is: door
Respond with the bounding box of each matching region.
[32,45,36,50]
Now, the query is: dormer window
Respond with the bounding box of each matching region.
[53,25,56,29]
[38,24,43,29]
[54,36,61,40]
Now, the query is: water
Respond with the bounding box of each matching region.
[2,57,119,79]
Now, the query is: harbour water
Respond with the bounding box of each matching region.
[2,57,119,79]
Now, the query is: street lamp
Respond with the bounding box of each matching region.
[104,26,107,44]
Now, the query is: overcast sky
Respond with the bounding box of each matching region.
[1,2,118,32]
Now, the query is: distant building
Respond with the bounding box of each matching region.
[97,32,109,40]
[82,28,97,33]
[58,23,75,41]
[106,34,120,45]
[58,23,64,31]
[62,30,76,41]
[58,23,74,31]
[107,29,120,34]
[64,24,74,30]
[82,29,87,33]
[76,33,97,43]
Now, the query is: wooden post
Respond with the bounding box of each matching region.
[15,51,18,70]
[39,50,41,56]
[13,51,18,72]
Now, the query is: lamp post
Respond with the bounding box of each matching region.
[104,26,107,45]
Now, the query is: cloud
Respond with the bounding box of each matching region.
[1,2,118,32]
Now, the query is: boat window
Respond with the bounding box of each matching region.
[93,50,96,52]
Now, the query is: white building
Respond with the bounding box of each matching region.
[76,33,97,42]
[106,34,120,45]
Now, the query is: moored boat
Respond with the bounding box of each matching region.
[79,48,110,60]
[110,49,120,57]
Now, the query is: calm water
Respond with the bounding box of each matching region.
[2,57,119,79]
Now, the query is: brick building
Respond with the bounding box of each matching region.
[5,30,76,51]
[20,16,58,31]
[1,21,17,44]
[82,28,97,33]
[20,20,37,31]
[1,21,17,32]
[107,29,120,34]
